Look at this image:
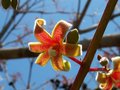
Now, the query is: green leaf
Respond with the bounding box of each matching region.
[1,0,10,9]
[66,29,79,44]
[11,0,18,9]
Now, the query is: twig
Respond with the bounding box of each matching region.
[76,0,81,19]
[2,14,25,42]
[79,13,120,34]
[69,57,82,65]
[69,57,107,72]
[0,11,18,40]
[26,59,34,89]
[1,63,17,90]
[72,0,91,29]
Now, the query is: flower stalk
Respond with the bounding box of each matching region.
[69,57,107,72]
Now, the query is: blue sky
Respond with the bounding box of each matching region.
[0,0,120,90]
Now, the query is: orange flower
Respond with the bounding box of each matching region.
[28,19,82,71]
[96,56,120,90]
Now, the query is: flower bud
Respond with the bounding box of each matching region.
[66,29,79,44]
[1,0,10,9]
[99,57,109,66]
[63,60,71,71]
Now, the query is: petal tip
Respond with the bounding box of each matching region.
[59,20,72,28]
[35,59,44,66]
[35,19,46,26]
[28,42,32,50]
[79,44,82,56]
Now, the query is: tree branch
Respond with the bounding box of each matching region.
[70,0,118,89]
[0,11,18,40]
[72,0,91,29]
[0,34,119,60]
[79,13,120,34]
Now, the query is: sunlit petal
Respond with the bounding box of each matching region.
[100,78,113,90]
[34,19,53,43]
[52,20,72,42]
[104,78,113,90]
[35,52,50,66]
[111,56,120,71]
[111,71,120,81]
[51,55,65,71]
[28,42,51,53]
[96,72,107,83]
[61,43,82,57]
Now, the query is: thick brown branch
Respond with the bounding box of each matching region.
[0,34,119,60]
[71,0,118,89]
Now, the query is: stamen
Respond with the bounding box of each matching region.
[48,48,57,57]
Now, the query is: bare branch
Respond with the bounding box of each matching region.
[0,11,18,40]
[79,24,98,34]
[71,0,118,89]
[78,12,120,34]
[2,14,25,42]
[0,34,120,60]
[16,10,77,14]
[72,0,91,29]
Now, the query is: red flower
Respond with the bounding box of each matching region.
[28,19,82,71]
[96,56,120,90]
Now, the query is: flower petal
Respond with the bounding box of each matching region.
[115,82,120,88]
[51,55,64,71]
[35,52,50,66]
[52,20,72,42]
[103,78,113,90]
[61,43,82,57]
[99,79,113,90]
[111,56,120,71]
[28,42,51,53]
[34,19,53,44]
[96,72,107,83]
[111,71,120,81]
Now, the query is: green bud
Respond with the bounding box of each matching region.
[1,0,10,9]
[11,0,18,9]
[63,60,71,71]
[99,57,109,66]
[66,29,79,44]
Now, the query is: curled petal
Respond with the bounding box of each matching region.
[99,78,113,90]
[96,72,113,90]
[35,52,50,66]
[51,55,64,71]
[61,43,82,57]
[96,72,107,83]
[111,56,120,70]
[34,19,53,44]
[28,42,51,53]
[52,20,72,42]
